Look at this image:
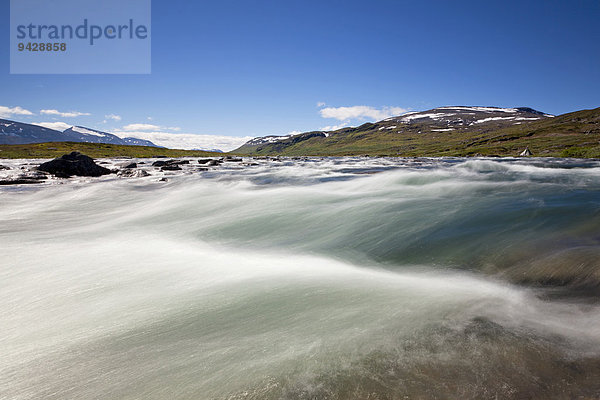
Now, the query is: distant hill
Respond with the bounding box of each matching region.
[0,119,160,147]
[233,106,600,158]
[0,141,221,159]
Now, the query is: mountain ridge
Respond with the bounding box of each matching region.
[233,106,600,158]
[0,119,160,148]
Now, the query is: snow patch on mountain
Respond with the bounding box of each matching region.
[71,126,107,137]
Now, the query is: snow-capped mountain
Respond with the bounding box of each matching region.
[62,126,158,147]
[0,119,69,145]
[383,106,553,127]
[245,135,294,146]
[0,119,159,147]
[234,106,554,155]
[235,106,555,153]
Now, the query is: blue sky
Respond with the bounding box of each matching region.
[1,0,599,150]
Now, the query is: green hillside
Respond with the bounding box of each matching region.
[233,107,600,158]
[0,141,221,159]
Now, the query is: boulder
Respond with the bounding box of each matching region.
[161,165,182,171]
[118,169,150,178]
[0,172,48,185]
[0,178,44,185]
[119,162,137,169]
[0,173,47,185]
[37,152,112,178]
[153,159,189,167]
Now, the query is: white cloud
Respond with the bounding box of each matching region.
[112,130,253,151]
[319,105,408,121]
[33,121,72,131]
[122,123,180,132]
[105,114,121,121]
[40,109,90,118]
[122,123,161,131]
[320,122,351,131]
[0,105,35,118]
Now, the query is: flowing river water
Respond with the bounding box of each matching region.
[1,157,599,399]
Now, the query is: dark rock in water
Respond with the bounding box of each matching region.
[0,172,48,185]
[153,159,189,167]
[161,165,182,171]
[120,162,137,169]
[118,169,150,178]
[37,152,112,178]
[197,167,209,171]
[170,160,190,165]
[0,179,44,185]
[198,158,213,164]
[158,177,168,182]
[0,165,10,170]
[224,156,243,162]
[27,172,48,180]
[207,160,222,166]
[0,176,45,185]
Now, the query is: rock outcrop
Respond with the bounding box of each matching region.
[37,152,112,177]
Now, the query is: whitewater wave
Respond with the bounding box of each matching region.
[1,157,600,399]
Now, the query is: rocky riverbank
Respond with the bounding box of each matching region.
[0,152,295,186]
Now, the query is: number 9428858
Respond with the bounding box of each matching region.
[18,43,67,52]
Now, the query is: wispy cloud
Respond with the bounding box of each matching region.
[104,114,121,121]
[0,105,34,118]
[317,102,326,107]
[33,121,72,131]
[122,123,180,132]
[320,122,350,131]
[40,109,90,118]
[319,105,408,121]
[113,130,252,151]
